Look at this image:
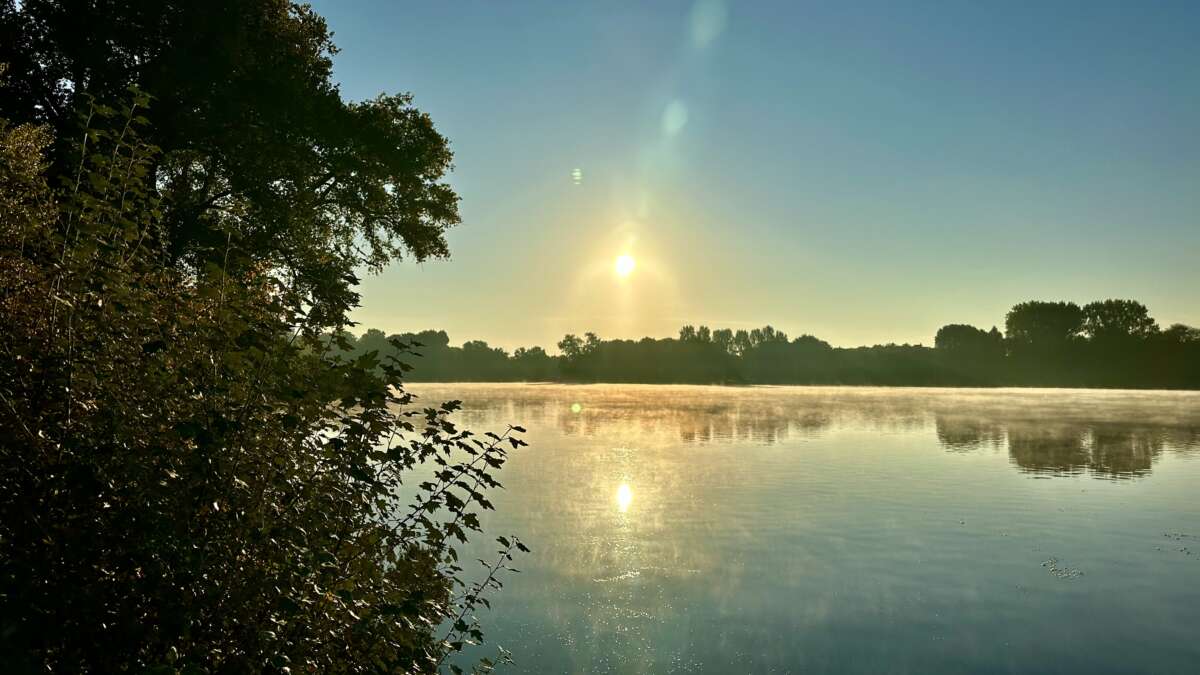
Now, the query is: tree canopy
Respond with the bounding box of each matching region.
[0,2,523,671]
[1005,301,1084,348]
[0,0,460,322]
[0,83,522,674]
[1082,299,1159,341]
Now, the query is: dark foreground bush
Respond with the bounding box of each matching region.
[0,93,524,673]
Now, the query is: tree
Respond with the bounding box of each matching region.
[1082,299,1159,341]
[357,327,391,355]
[512,346,555,381]
[1162,323,1200,344]
[712,328,733,354]
[757,325,787,344]
[0,80,519,675]
[732,329,752,356]
[933,324,1004,384]
[791,334,832,352]
[337,310,1199,388]
[935,324,1002,353]
[411,329,451,350]
[1005,301,1084,347]
[557,333,583,360]
[0,0,460,322]
[0,86,53,231]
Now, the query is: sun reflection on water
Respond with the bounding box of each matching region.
[616,482,633,513]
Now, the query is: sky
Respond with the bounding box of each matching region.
[310,0,1200,350]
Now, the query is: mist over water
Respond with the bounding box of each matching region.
[418,384,1200,674]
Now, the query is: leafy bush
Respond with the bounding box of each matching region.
[0,91,524,673]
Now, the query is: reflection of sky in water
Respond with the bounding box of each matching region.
[416,384,1200,674]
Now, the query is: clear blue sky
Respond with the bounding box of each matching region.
[311,0,1200,350]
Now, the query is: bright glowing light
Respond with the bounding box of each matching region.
[615,254,636,277]
[570,402,582,414]
[616,483,633,512]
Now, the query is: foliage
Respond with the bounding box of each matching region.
[1082,299,1159,341]
[934,324,1002,353]
[1163,323,1200,344]
[333,307,1200,389]
[0,0,460,322]
[0,93,523,673]
[1004,301,1084,348]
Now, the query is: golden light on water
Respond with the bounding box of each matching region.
[615,254,636,278]
[616,482,633,512]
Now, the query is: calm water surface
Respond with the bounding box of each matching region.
[410,384,1200,674]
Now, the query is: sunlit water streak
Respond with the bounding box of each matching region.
[413,384,1200,674]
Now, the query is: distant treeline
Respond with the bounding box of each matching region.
[329,299,1200,389]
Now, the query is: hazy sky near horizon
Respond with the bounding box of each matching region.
[312,0,1199,350]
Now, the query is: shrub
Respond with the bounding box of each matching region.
[0,91,524,674]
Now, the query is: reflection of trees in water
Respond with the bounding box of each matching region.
[1005,425,1095,477]
[416,387,837,446]
[412,384,1200,479]
[554,401,833,446]
[1089,427,1175,477]
[453,397,551,430]
[937,413,1198,479]
[935,417,1006,452]
[677,408,832,445]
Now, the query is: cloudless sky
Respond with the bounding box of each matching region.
[311,0,1200,350]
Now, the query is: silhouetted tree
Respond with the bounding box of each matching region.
[512,346,555,380]
[712,328,734,354]
[341,311,1200,389]
[1082,299,1159,341]
[934,324,1005,384]
[1162,324,1200,344]
[792,335,833,351]
[1150,323,1200,388]
[459,340,510,380]
[557,333,583,360]
[741,333,833,383]
[1005,301,1087,384]
[732,329,752,356]
[936,324,992,351]
[357,327,391,356]
[1005,301,1084,347]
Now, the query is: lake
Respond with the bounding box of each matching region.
[410,384,1200,674]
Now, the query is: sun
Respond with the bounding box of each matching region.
[614,254,636,277]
